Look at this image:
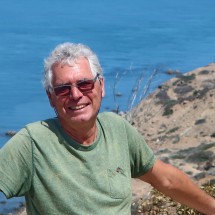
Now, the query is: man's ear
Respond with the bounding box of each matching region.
[99,78,105,98]
[46,90,55,107]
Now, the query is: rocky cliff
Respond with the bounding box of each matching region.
[131,63,215,203]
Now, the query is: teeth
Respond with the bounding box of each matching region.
[69,105,86,110]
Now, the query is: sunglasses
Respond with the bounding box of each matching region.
[52,73,100,97]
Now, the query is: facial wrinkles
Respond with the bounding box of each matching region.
[58,85,94,114]
[49,59,104,128]
[66,89,96,111]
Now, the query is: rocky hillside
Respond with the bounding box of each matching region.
[130,63,215,205]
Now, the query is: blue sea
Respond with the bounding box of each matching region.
[1,0,215,213]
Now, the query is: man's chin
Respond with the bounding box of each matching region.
[68,114,94,124]
[58,110,97,126]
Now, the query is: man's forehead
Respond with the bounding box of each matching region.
[52,57,90,69]
[51,60,93,80]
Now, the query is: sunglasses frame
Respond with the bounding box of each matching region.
[52,73,100,97]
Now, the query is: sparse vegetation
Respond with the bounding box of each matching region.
[195,119,206,125]
[170,135,180,144]
[199,69,210,75]
[173,74,196,86]
[132,181,215,214]
[168,142,215,162]
[173,85,194,95]
[193,88,210,99]
[160,99,178,116]
[163,107,173,116]
[156,90,170,103]
[166,127,180,134]
[181,73,196,82]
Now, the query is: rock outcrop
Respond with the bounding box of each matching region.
[130,63,215,202]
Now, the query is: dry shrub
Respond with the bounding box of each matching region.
[133,181,215,215]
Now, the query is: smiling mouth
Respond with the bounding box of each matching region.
[68,104,87,110]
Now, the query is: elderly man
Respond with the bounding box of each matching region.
[0,43,215,215]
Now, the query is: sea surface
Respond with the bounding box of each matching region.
[1,0,215,213]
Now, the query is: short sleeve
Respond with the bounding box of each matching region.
[123,119,156,178]
[0,128,33,198]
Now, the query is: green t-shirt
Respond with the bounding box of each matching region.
[0,112,156,215]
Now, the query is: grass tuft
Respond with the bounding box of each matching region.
[133,181,215,214]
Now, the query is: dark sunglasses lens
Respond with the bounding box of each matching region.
[77,80,94,92]
[54,86,70,96]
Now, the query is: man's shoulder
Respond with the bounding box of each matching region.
[98,111,123,121]
[24,118,59,134]
[97,112,129,129]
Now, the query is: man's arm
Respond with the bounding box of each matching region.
[139,159,215,215]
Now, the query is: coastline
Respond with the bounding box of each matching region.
[130,63,215,209]
[1,63,215,214]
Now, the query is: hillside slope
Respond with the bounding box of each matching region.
[131,63,215,203]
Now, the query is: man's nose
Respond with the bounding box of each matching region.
[69,86,83,99]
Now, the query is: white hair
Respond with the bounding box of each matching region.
[43,42,103,90]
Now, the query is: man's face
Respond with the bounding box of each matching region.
[47,58,105,129]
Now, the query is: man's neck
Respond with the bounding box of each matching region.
[63,123,98,145]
